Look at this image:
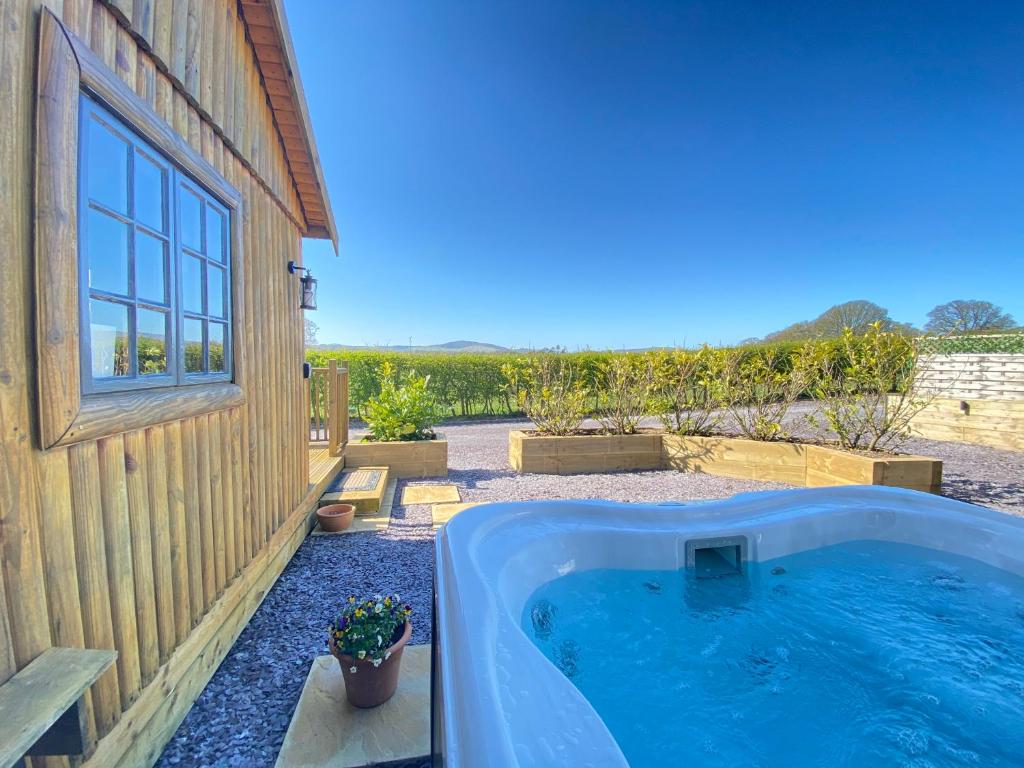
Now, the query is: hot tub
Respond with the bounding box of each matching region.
[431,487,1024,767]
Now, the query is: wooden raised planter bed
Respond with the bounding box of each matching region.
[664,435,942,493]
[509,430,663,475]
[509,430,942,493]
[345,434,448,478]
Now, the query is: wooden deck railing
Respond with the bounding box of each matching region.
[309,362,349,456]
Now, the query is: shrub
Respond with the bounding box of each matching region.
[654,346,726,435]
[721,346,806,441]
[364,362,438,442]
[799,323,930,452]
[504,356,590,436]
[594,355,656,434]
[328,594,412,671]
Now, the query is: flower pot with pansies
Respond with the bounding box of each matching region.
[327,594,413,708]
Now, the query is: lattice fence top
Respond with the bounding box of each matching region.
[917,333,1024,355]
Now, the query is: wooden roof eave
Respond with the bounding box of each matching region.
[239,0,339,255]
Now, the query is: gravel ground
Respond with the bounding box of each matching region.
[157,413,1023,766]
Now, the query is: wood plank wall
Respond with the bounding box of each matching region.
[0,1,318,763]
[906,397,1024,452]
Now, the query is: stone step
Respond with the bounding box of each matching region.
[275,645,430,768]
[319,466,390,514]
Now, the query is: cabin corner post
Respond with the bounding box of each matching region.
[35,9,84,449]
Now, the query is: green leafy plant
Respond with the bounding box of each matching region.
[594,354,656,434]
[654,346,726,435]
[503,355,590,436]
[799,323,932,452]
[721,347,806,441]
[364,362,438,442]
[328,594,412,671]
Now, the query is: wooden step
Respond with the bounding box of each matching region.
[319,466,390,514]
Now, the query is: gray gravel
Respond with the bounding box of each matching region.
[156,414,1023,767]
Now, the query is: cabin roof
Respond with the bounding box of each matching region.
[239,0,338,253]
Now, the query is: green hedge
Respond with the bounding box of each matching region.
[305,342,842,420]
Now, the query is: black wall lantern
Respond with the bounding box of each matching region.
[288,260,318,310]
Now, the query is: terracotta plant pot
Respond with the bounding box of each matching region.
[316,503,356,532]
[331,620,412,708]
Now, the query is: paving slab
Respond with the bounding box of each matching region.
[275,645,430,768]
[400,484,460,505]
[431,502,482,528]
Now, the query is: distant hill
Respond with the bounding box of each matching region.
[310,339,513,354]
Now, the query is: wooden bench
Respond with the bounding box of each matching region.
[0,647,117,768]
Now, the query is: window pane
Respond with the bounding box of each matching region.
[209,323,226,372]
[137,308,168,375]
[136,230,167,304]
[180,187,203,251]
[207,208,225,263]
[182,254,204,313]
[208,264,225,318]
[89,299,130,378]
[184,318,205,373]
[134,150,166,232]
[87,208,129,295]
[87,116,128,214]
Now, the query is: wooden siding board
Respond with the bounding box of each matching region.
[220,409,238,578]
[68,442,121,735]
[163,420,192,644]
[169,0,187,86]
[97,437,143,709]
[193,416,217,606]
[123,430,160,685]
[145,425,176,661]
[36,448,99,749]
[207,413,227,592]
[179,418,204,624]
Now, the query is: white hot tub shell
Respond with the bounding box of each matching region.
[431,486,1024,768]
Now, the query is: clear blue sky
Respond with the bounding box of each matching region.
[289,0,1024,349]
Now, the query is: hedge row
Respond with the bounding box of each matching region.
[305,342,823,419]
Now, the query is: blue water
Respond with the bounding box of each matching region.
[523,541,1024,767]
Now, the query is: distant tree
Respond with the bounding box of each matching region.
[815,300,895,337]
[924,300,1016,335]
[763,300,903,343]
[304,317,319,346]
[763,321,814,343]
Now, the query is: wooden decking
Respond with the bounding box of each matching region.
[309,446,344,490]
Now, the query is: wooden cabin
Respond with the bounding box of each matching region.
[0,1,343,765]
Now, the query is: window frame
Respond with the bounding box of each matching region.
[77,96,235,395]
[35,11,246,450]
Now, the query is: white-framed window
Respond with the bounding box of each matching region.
[79,94,233,394]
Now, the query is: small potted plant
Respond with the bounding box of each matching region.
[327,594,412,708]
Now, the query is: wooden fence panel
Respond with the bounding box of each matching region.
[917,354,1024,400]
